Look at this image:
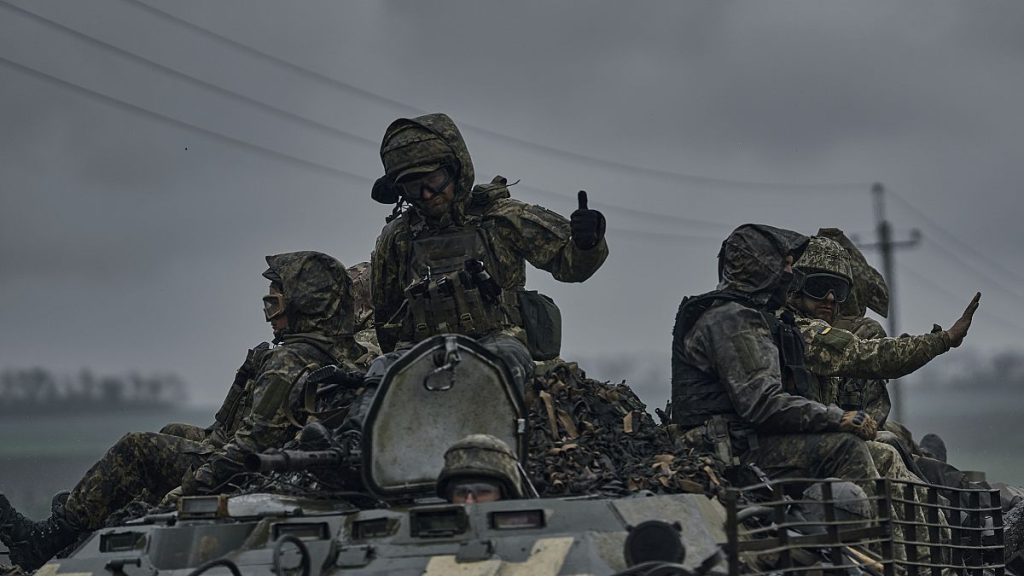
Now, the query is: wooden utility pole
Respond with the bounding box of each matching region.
[857,183,921,423]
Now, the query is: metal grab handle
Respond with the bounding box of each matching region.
[423,336,462,391]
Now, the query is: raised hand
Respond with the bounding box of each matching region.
[946,292,981,347]
[569,190,606,250]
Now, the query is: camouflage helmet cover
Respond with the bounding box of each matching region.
[817,227,890,318]
[379,113,476,217]
[799,480,873,528]
[795,236,853,283]
[436,434,523,500]
[262,251,354,337]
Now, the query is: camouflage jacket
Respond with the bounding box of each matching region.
[830,315,892,422]
[186,252,370,495]
[680,300,845,433]
[795,314,950,412]
[371,113,608,352]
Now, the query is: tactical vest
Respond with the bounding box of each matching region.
[400,225,520,343]
[213,341,338,435]
[670,291,815,429]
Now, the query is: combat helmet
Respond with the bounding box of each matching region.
[795,236,853,283]
[798,480,873,529]
[436,434,524,500]
[374,114,475,216]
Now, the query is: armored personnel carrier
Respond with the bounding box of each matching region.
[29,336,1014,576]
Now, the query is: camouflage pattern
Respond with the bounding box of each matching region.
[372,113,608,352]
[64,432,203,530]
[347,261,382,359]
[681,300,845,432]
[716,224,809,302]
[158,422,209,443]
[796,317,950,387]
[817,227,889,318]
[829,315,892,423]
[795,236,852,281]
[866,441,951,561]
[189,252,368,493]
[746,432,878,488]
[58,252,368,528]
[436,434,524,500]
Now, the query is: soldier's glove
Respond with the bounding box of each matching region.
[570,190,606,250]
[839,410,878,441]
[946,292,981,347]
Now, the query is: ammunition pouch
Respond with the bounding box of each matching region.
[213,380,246,429]
[213,343,270,428]
[404,271,506,342]
[517,290,562,361]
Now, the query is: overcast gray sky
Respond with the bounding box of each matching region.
[2,0,1023,412]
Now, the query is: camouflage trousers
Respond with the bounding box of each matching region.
[159,423,209,442]
[867,441,952,563]
[743,432,880,491]
[64,432,206,530]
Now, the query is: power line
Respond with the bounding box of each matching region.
[0,3,740,233]
[889,189,1024,285]
[0,1,377,149]
[1,53,724,245]
[515,183,731,231]
[0,55,374,185]
[915,231,1024,302]
[119,0,872,193]
[901,261,1024,335]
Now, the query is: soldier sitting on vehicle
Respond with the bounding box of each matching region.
[670,224,880,486]
[369,112,609,392]
[0,252,367,571]
[436,435,524,504]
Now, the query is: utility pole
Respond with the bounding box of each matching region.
[857,183,921,423]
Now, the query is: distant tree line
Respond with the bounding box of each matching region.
[0,368,188,413]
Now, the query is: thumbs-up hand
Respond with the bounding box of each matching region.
[570,190,606,250]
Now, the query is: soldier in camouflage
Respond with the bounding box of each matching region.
[369,112,608,389]
[788,236,980,431]
[671,224,880,484]
[0,252,366,571]
[436,434,524,504]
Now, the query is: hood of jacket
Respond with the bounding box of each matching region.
[717,224,809,305]
[380,113,475,227]
[263,251,354,344]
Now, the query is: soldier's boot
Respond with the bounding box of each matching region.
[0,495,34,553]
[4,512,82,571]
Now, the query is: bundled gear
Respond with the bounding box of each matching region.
[436,434,524,500]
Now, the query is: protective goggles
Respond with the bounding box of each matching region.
[450,481,501,501]
[800,272,851,303]
[262,293,286,321]
[395,167,453,201]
